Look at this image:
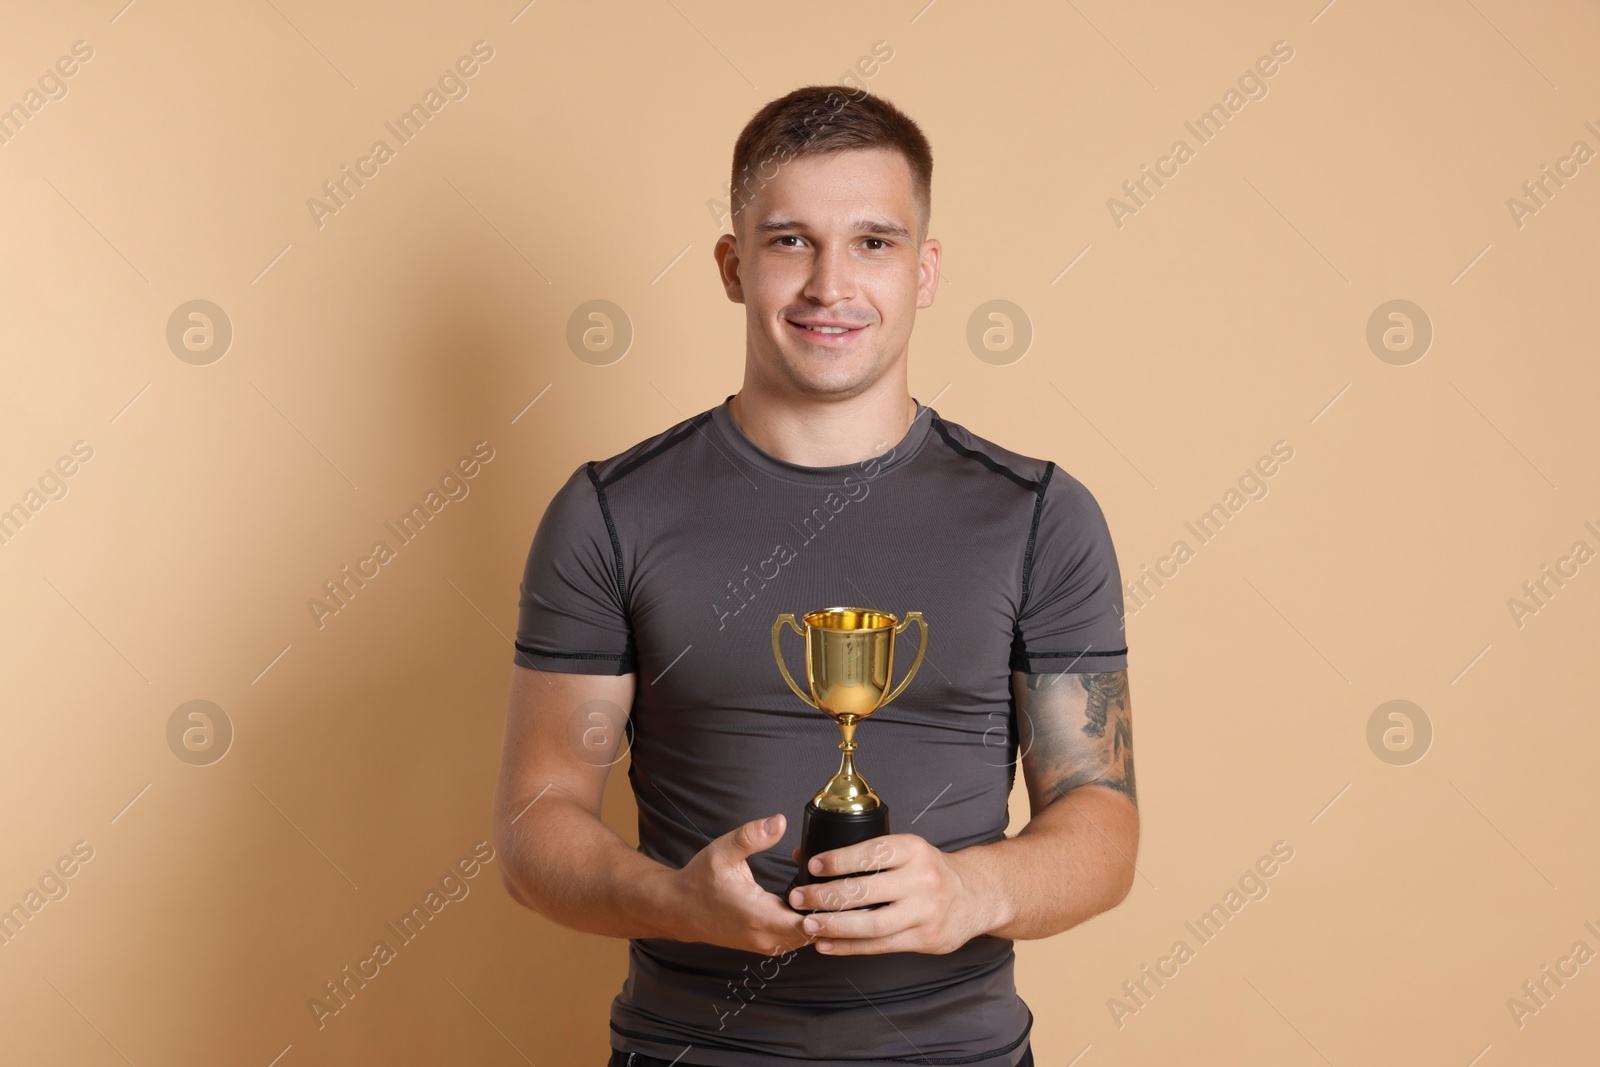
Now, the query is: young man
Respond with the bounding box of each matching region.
[494,85,1138,1067]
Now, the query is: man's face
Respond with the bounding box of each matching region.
[715,147,940,401]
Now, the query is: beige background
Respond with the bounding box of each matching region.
[2,1,1596,1064]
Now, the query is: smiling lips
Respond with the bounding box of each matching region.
[787,318,869,346]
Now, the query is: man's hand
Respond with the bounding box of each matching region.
[784,833,1004,955]
[670,813,810,956]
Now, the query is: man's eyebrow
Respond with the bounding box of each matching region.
[753,217,913,241]
[752,218,803,234]
[858,220,913,240]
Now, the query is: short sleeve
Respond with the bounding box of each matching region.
[1009,467,1129,674]
[513,463,637,675]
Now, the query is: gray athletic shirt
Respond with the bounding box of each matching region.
[514,396,1129,1067]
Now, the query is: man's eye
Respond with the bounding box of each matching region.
[863,238,888,250]
[775,235,802,247]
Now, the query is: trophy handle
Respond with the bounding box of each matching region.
[772,614,818,708]
[882,611,928,706]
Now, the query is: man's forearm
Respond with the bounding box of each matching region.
[949,784,1139,942]
[496,791,685,941]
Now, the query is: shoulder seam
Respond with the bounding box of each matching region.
[584,462,637,670]
[930,416,1038,492]
[599,410,714,488]
[1016,461,1055,618]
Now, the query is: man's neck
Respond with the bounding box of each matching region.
[728,379,920,468]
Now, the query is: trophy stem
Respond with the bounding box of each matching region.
[836,713,858,750]
[814,712,879,814]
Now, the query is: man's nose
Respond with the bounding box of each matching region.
[803,245,854,306]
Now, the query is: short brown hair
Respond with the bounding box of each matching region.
[729,85,933,236]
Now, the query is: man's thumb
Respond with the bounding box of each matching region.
[727,813,785,859]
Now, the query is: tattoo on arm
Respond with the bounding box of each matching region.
[1018,669,1136,806]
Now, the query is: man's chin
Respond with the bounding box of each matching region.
[773,354,880,400]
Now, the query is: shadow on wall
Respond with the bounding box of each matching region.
[143,236,641,1064]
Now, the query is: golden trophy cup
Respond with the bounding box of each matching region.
[772,607,928,910]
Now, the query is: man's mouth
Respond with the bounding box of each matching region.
[786,319,868,345]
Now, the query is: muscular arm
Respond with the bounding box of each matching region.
[946,669,1140,941]
[492,666,682,939]
[493,665,806,955]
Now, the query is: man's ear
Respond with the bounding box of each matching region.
[916,236,941,310]
[714,232,745,303]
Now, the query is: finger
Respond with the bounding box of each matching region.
[800,900,916,945]
[722,813,787,863]
[807,834,916,878]
[788,870,901,913]
[814,930,916,956]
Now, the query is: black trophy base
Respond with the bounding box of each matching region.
[785,798,890,913]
